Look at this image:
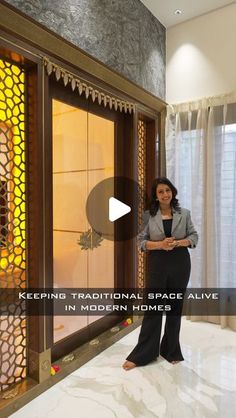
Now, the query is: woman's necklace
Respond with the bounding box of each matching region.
[160,209,173,219]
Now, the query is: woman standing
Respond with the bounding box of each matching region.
[122,177,198,370]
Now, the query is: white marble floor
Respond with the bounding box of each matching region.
[10,318,236,418]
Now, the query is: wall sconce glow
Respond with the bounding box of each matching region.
[174,9,182,15]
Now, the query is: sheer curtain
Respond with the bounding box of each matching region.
[166,94,236,331]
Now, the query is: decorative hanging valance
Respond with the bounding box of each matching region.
[43,57,135,114]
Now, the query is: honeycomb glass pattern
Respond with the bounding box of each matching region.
[137,120,146,289]
[0,59,26,391]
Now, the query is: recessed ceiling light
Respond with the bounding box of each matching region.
[174,9,182,15]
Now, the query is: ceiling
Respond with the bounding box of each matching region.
[140,0,235,28]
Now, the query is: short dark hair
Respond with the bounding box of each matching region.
[149,177,180,216]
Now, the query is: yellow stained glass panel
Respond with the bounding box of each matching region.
[0,58,26,391]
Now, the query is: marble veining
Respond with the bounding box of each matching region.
[4,0,166,99]
[9,318,236,418]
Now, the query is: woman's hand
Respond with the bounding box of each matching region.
[162,237,176,251]
[145,237,185,251]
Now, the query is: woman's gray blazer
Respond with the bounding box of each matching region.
[138,208,198,251]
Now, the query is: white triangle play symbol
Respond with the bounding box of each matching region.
[109,197,131,222]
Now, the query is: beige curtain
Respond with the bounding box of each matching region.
[166,93,236,331]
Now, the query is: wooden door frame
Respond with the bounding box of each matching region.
[46,78,137,360]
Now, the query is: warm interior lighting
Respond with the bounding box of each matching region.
[0,58,26,391]
[0,59,25,272]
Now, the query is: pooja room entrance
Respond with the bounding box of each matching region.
[0,2,165,400]
[49,79,127,360]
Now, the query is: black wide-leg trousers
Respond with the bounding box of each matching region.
[126,248,191,365]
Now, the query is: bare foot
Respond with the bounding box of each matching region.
[171,360,180,365]
[122,360,136,370]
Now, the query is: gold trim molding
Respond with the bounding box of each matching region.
[43,57,134,113]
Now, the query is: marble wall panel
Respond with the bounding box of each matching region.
[5,0,166,99]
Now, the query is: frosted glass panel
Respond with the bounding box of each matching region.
[52,99,114,343]
[53,100,87,172]
[54,316,88,343]
[53,231,87,288]
[53,172,87,231]
[88,113,114,170]
[88,239,114,288]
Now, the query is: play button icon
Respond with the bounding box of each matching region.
[109,197,131,222]
[86,176,143,241]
